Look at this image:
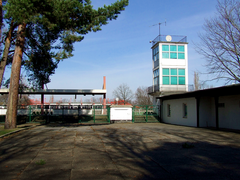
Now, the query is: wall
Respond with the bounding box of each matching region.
[199,96,216,128]
[110,105,132,121]
[219,95,240,130]
[162,97,197,127]
[159,43,188,92]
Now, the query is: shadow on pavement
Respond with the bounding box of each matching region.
[0,124,239,180]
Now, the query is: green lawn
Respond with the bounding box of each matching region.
[0,126,21,136]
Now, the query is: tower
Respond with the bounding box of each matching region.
[148,35,188,104]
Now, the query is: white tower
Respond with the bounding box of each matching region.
[148,35,189,104]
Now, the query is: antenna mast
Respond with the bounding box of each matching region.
[151,20,166,38]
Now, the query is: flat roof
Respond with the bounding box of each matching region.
[0,89,107,95]
[157,83,240,100]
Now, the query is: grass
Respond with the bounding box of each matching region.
[0,126,20,136]
[36,159,46,165]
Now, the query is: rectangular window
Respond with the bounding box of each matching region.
[183,103,187,118]
[154,69,159,86]
[162,68,169,75]
[171,69,177,75]
[178,69,185,75]
[178,45,184,52]
[178,53,185,59]
[163,76,169,85]
[154,69,159,77]
[167,104,171,117]
[162,68,186,85]
[170,45,177,52]
[152,45,159,62]
[154,77,159,86]
[162,52,169,59]
[170,52,177,59]
[162,44,185,59]
[171,76,177,85]
[162,45,169,51]
[179,77,185,85]
[218,103,225,108]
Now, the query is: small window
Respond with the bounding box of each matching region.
[162,52,169,58]
[178,69,185,75]
[162,68,169,75]
[171,69,177,75]
[170,52,177,59]
[218,103,225,108]
[178,53,185,59]
[171,76,177,85]
[178,46,185,52]
[170,45,177,51]
[183,103,187,118]
[179,77,185,85]
[163,76,170,85]
[162,45,169,51]
[167,104,171,117]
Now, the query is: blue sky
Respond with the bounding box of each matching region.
[17,0,221,102]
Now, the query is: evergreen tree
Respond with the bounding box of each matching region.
[4,0,128,129]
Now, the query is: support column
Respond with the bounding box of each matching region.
[159,99,163,122]
[214,96,219,129]
[41,82,44,115]
[196,96,200,128]
[103,76,106,114]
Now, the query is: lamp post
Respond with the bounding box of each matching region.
[116,98,119,105]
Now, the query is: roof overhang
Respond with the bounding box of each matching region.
[0,89,107,95]
[157,84,240,100]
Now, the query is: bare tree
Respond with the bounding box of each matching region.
[194,71,200,90]
[18,95,30,105]
[194,71,214,90]
[112,83,133,105]
[196,0,240,84]
[134,86,152,105]
[49,95,54,103]
[0,94,8,105]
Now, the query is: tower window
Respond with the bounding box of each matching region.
[162,45,185,59]
[153,46,159,62]
[162,68,185,85]
[153,69,159,85]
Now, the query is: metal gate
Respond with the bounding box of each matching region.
[132,105,160,123]
[25,105,110,124]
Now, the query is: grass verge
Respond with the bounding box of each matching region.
[0,126,22,136]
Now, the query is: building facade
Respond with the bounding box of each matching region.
[157,84,240,130]
[148,35,189,105]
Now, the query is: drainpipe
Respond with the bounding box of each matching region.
[196,96,200,128]
[214,96,219,129]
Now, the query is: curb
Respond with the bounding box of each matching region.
[0,125,40,138]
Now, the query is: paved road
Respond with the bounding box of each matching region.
[0,123,240,180]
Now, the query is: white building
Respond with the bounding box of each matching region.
[148,35,189,105]
[157,84,240,130]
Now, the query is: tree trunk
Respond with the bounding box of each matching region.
[0,21,16,87]
[0,0,2,45]
[5,23,26,129]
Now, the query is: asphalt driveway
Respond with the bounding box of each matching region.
[0,123,240,180]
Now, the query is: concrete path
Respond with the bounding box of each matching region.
[0,123,240,180]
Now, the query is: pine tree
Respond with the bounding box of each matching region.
[4,0,128,129]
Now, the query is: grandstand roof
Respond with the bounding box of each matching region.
[0,89,107,95]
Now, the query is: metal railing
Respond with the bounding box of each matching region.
[148,84,194,94]
[151,35,187,46]
[132,105,159,123]
[0,105,111,124]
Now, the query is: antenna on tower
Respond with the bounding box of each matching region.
[151,19,167,37]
